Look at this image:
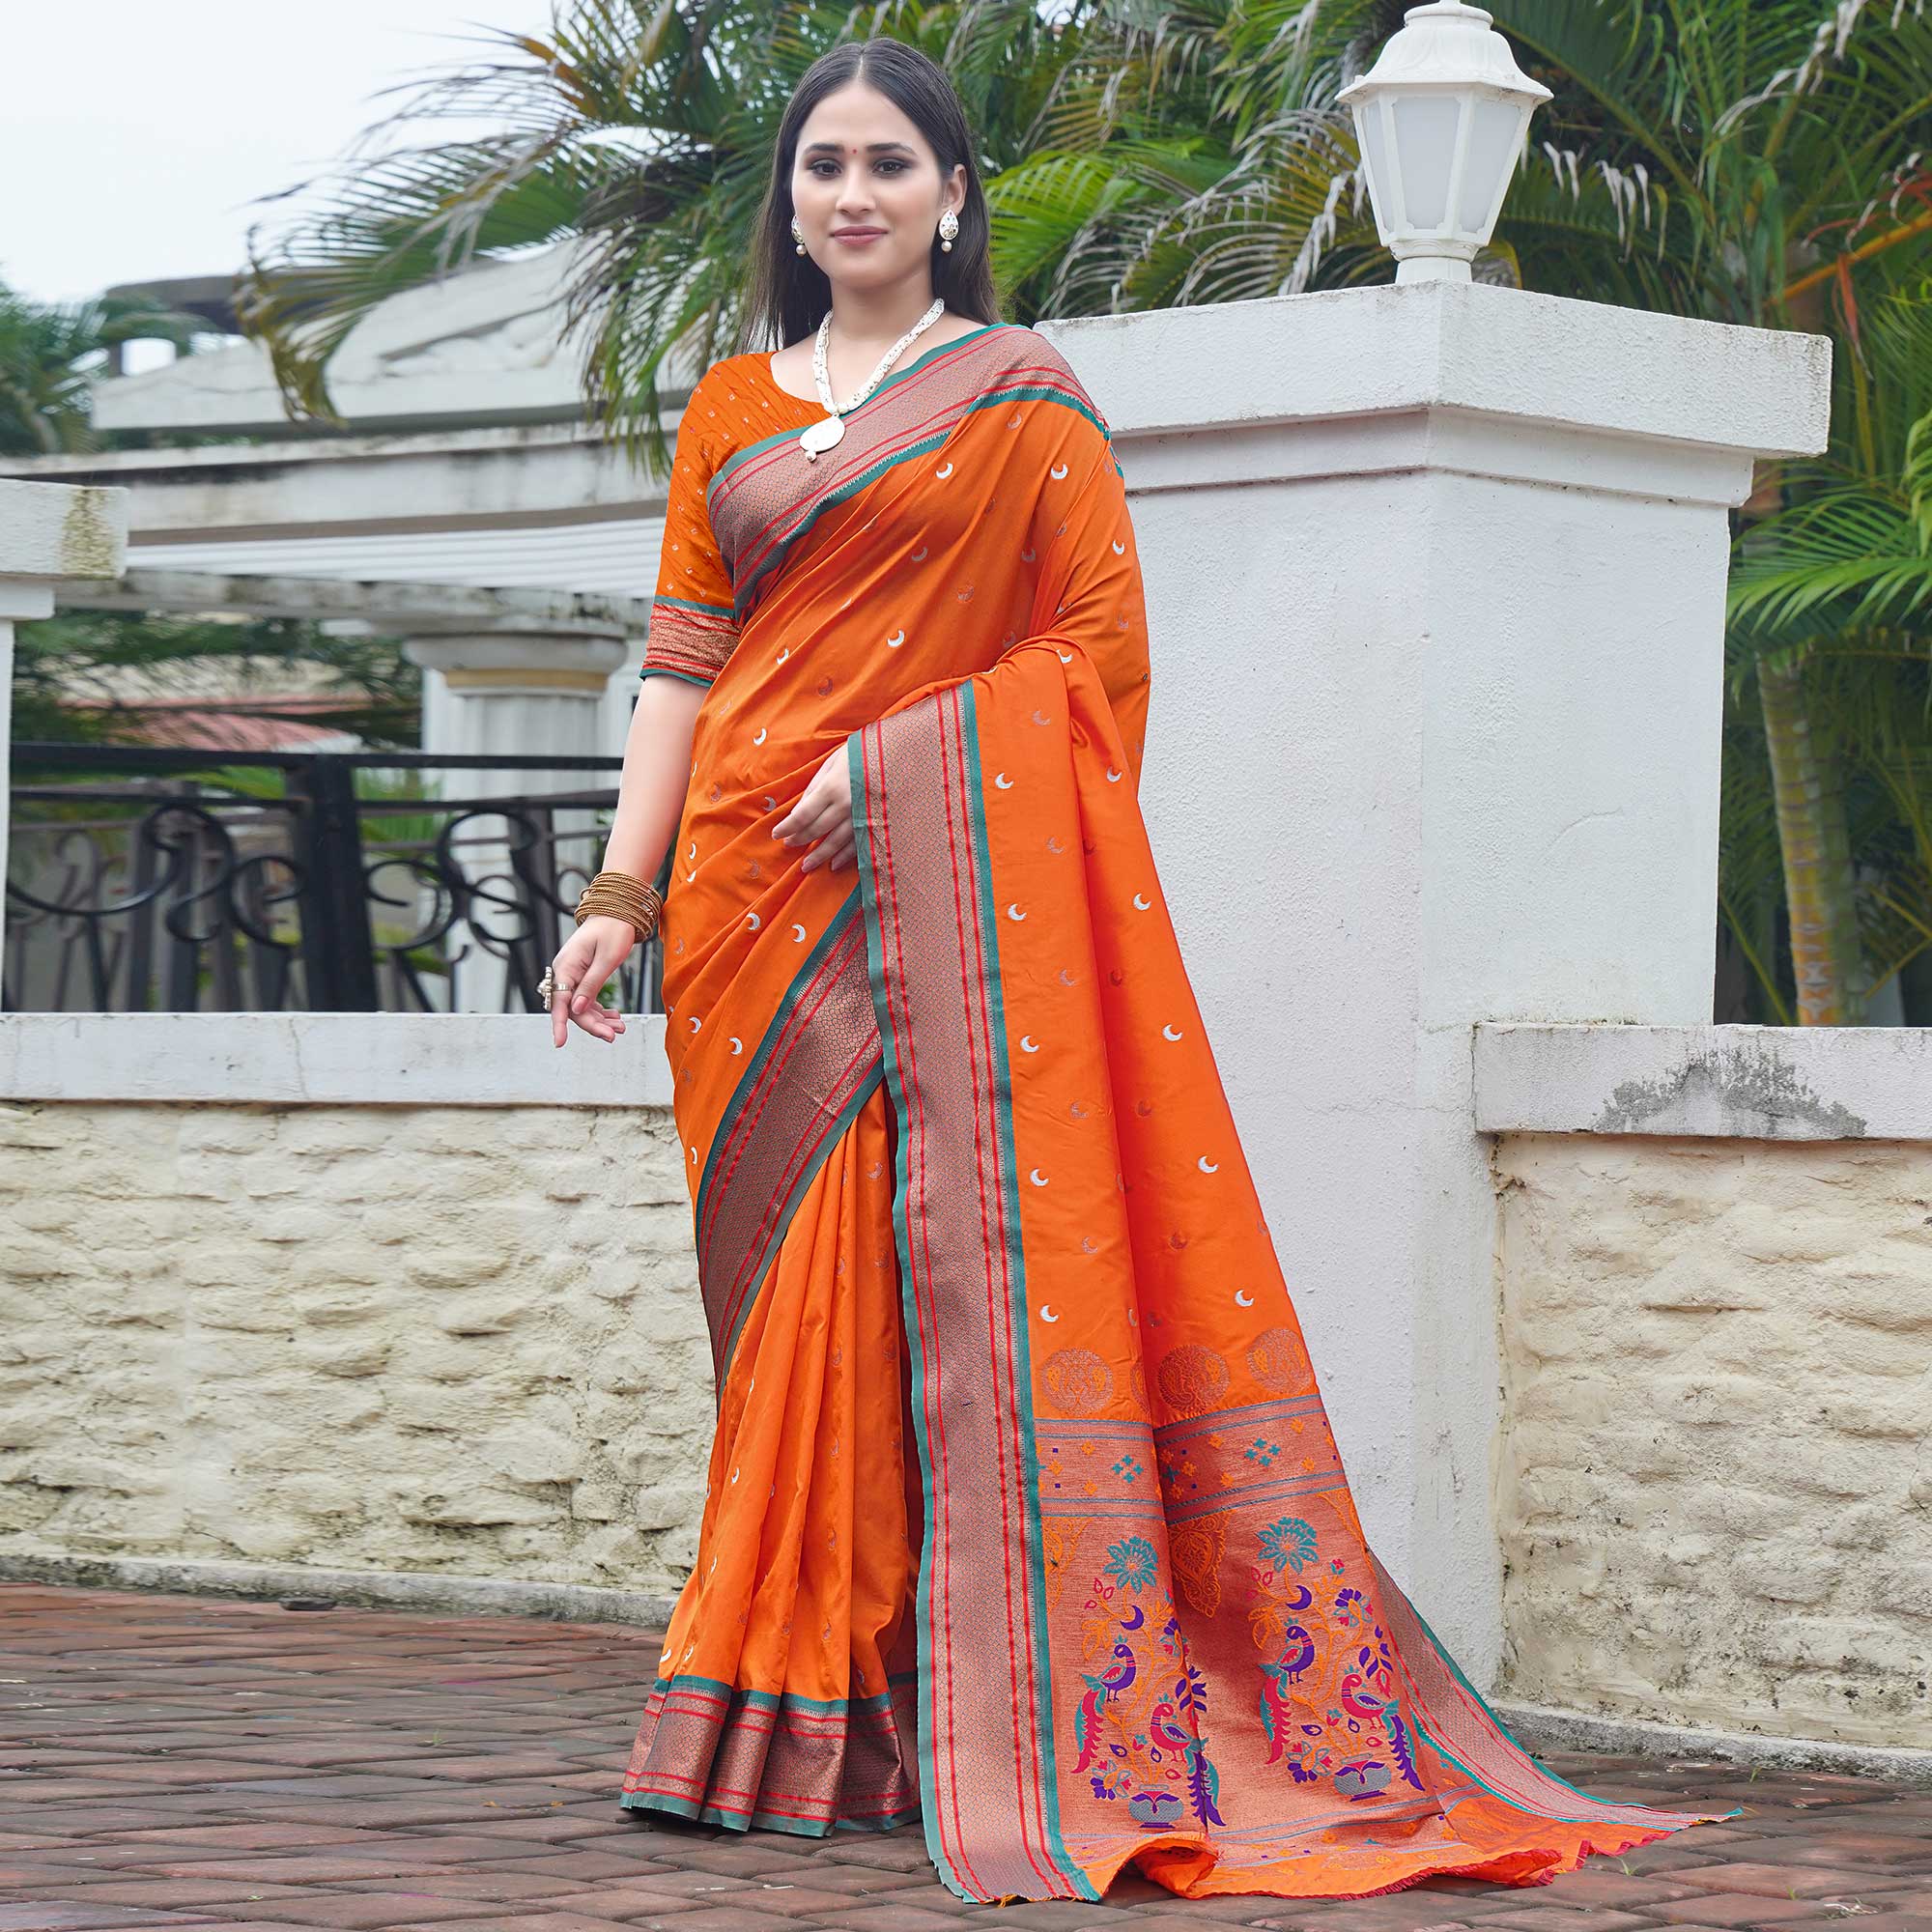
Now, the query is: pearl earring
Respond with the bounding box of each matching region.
[791,215,806,256]
[937,209,958,253]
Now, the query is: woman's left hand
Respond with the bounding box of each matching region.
[773,741,855,872]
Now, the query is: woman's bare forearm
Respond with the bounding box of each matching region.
[599,674,704,883]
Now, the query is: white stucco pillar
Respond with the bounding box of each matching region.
[1042,284,1831,1686]
[0,481,128,1003]
[404,630,633,1013]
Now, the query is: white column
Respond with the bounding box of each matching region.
[1042,283,1831,1684]
[0,482,129,1001]
[403,631,632,1013]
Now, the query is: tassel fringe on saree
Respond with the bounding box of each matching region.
[618,321,1733,1902]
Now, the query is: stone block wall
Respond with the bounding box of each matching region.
[1493,1130,1932,1749]
[0,1099,710,1598]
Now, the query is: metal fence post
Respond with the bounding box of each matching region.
[288,754,381,1011]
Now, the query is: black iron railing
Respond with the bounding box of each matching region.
[5,746,668,1015]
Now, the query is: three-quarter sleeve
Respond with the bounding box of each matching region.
[1025,413,1151,789]
[640,380,741,689]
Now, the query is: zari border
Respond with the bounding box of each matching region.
[847,683,1092,1905]
[693,888,884,1382]
[640,592,739,686]
[621,1670,921,1836]
[712,326,1111,628]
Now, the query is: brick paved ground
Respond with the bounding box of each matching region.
[1,1584,1928,1932]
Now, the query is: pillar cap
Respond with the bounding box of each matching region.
[1039,280,1832,462]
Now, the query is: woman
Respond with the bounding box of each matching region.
[544,36,1730,1909]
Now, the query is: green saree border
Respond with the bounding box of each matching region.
[693,885,884,1378]
[694,885,860,1242]
[713,326,1114,625]
[847,687,1091,1904]
[620,1668,922,1837]
[716,321,1012,476]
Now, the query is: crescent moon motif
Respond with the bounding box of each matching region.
[689,1145,698,1164]
[1032,708,1052,725]
[687,841,696,861]
[936,462,953,479]
[777,645,789,663]
[1039,1305,1061,1322]
[887,629,905,648]
[686,870,696,883]
[912,546,928,561]
[728,1037,743,1054]
[1235,1290,1255,1307]
[1029,1168,1048,1186]
[1133,893,1151,909]
[1199,1155,1219,1173]
[994,772,1013,789]
[1058,967,1075,984]
[747,912,761,930]
[1162,1024,1183,1041]
[1020,1035,1039,1052]
[1113,539,1126,554]
[1106,768,1122,783]
[1021,546,1036,562]
[689,1016,701,1033]
[1007,903,1027,921]
[790,923,808,942]
[753,726,767,745]
[1050,462,1068,480]
[1057,649,1074,664]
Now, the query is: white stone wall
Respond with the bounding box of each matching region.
[0,1099,710,1596]
[1493,1129,1932,1749]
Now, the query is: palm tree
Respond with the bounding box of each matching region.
[1727,279,1932,1020]
[0,281,205,455]
[233,0,1231,473]
[236,0,1932,1017]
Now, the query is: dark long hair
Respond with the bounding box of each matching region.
[735,38,1002,356]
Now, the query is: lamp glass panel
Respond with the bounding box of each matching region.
[1357,101,1398,233]
[1391,94,1459,231]
[1457,95,1524,232]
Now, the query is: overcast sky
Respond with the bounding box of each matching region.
[5,0,536,310]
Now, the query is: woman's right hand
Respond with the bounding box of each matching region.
[548,915,637,1047]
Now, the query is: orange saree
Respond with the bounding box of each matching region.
[618,322,1731,1902]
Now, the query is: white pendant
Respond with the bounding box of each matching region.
[799,414,845,461]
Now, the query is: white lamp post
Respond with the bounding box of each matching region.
[1336,1,1551,285]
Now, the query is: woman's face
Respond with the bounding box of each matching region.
[789,78,965,293]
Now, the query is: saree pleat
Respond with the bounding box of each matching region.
[622,1081,921,1832]
[620,321,1734,1897]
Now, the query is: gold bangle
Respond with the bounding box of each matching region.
[574,870,663,943]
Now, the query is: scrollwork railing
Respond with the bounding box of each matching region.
[5,746,666,1015]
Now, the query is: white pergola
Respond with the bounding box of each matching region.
[5,243,691,761]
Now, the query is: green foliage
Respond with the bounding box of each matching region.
[0,284,207,455]
[10,608,421,749]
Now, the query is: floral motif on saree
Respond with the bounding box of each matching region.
[621,321,1735,1900]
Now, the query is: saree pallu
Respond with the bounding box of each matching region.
[619,322,1732,1901]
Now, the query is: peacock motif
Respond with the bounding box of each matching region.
[1068,1533,1224,1828]
[1247,1516,1426,1802]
